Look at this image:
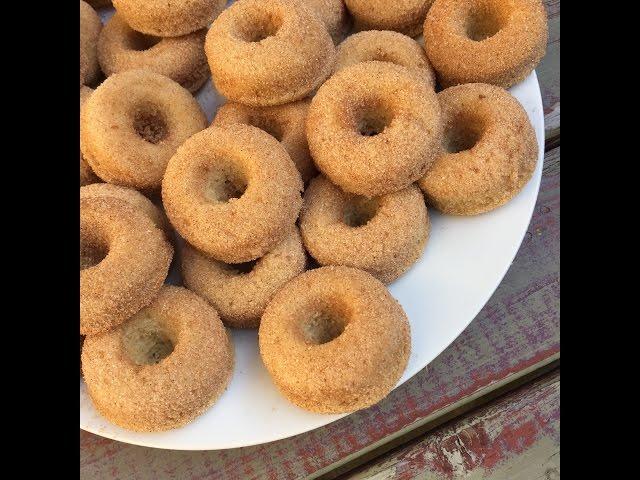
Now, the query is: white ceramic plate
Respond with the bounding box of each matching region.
[81,7,545,451]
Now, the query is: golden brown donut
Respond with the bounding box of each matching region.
[423,0,548,88]
[345,0,433,37]
[80,183,171,235]
[80,0,103,86]
[306,61,442,197]
[335,30,436,88]
[162,124,303,263]
[98,14,210,94]
[205,0,336,106]
[300,176,429,283]
[182,228,306,329]
[80,69,207,190]
[307,0,351,44]
[259,266,410,413]
[82,286,234,432]
[418,83,537,215]
[80,87,100,186]
[112,0,226,37]
[212,100,316,183]
[80,196,173,335]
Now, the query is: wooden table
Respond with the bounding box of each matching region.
[80,2,560,477]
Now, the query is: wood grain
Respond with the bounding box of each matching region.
[540,0,560,147]
[344,370,560,480]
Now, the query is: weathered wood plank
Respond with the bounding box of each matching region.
[80,146,559,480]
[344,370,560,480]
[540,0,560,145]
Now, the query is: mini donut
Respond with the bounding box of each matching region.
[259,266,410,413]
[335,30,436,88]
[112,0,227,37]
[80,69,207,190]
[80,87,100,186]
[345,0,433,37]
[80,196,173,335]
[307,0,351,44]
[423,0,548,88]
[80,183,171,235]
[212,100,316,183]
[82,286,233,432]
[182,228,306,329]
[306,61,442,197]
[162,124,303,263]
[300,176,429,283]
[98,14,210,94]
[418,83,537,215]
[205,0,336,106]
[80,0,102,86]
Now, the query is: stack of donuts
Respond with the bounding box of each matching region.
[80,0,547,431]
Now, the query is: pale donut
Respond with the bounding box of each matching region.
[306,61,442,197]
[335,30,436,88]
[80,196,173,335]
[300,176,429,283]
[112,0,227,37]
[212,100,317,183]
[82,286,234,432]
[418,83,538,215]
[345,0,434,37]
[162,124,303,263]
[182,228,306,328]
[259,266,410,413]
[205,0,336,106]
[80,183,171,235]
[98,14,210,93]
[80,69,207,190]
[423,0,548,88]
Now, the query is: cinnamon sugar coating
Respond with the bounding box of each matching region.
[98,14,210,93]
[259,266,410,413]
[80,196,173,335]
[300,177,429,283]
[205,0,335,106]
[418,83,538,215]
[82,286,234,431]
[423,0,547,88]
[162,124,303,263]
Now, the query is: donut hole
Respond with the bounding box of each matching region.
[465,7,505,41]
[248,116,284,142]
[444,115,485,153]
[301,308,346,345]
[122,312,175,365]
[343,197,380,227]
[236,10,283,43]
[80,237,109,270]
[132,104,168,144]
[232,259,258,275]
[204,162,248,203]
[355,104,393,137]
[127,31,162,51]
